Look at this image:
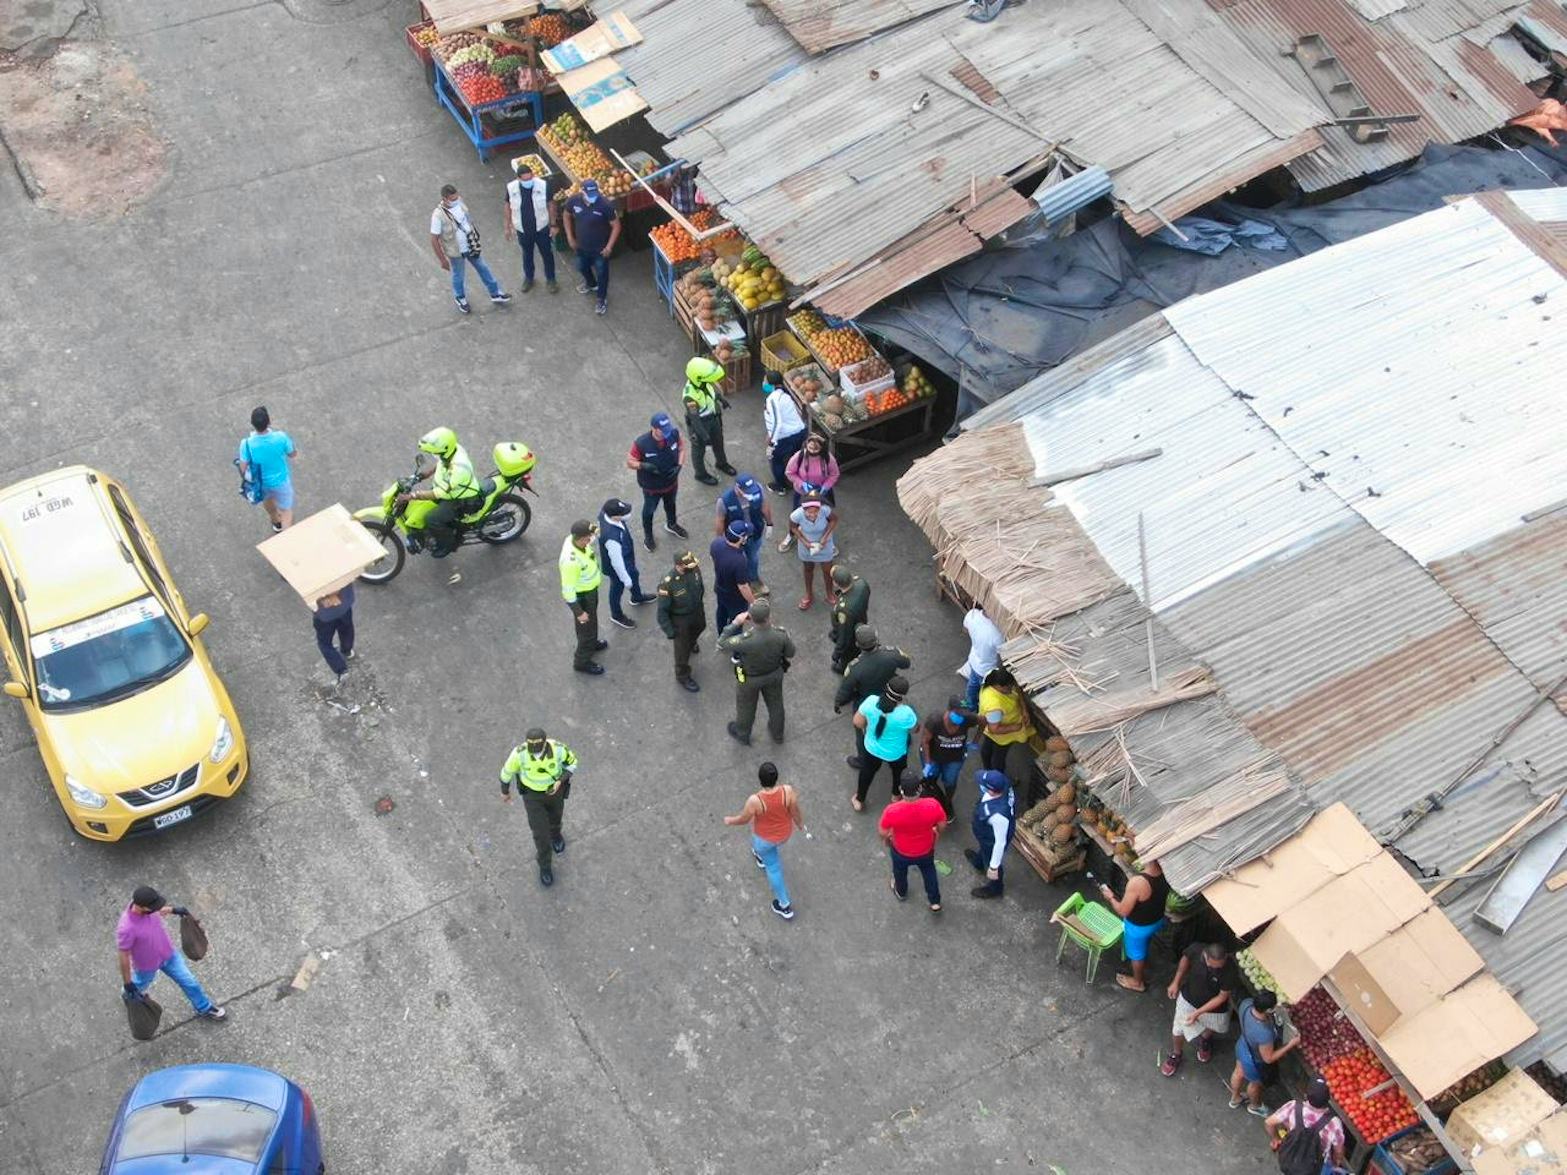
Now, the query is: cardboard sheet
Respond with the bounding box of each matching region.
[555,55,646,132]
[1375,975,1538,1100]
[1472,1108,1567,1174]
[255,505,386,610]
[1329,909,1485,1031]
[1449,1068,1560,1157]
[1248,850,1430,1000]
[1205,802,1383,934]
[540,12,642,73]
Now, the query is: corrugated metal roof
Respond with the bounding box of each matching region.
[1216,0,1548,191]
[1507,185,1567,223]
[912,195,1567,1067]
[758,0,963,54]
[667,0,1326,285]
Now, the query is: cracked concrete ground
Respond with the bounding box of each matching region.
[0,2,1274,1172]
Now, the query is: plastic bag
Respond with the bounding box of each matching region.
[125,992,163,1041]
[180,914,209,961]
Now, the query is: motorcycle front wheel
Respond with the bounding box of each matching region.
[477,492,531,544]
[357,520,407,583]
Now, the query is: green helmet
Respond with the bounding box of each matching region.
[685,357,724,386]
[418,426,459,461]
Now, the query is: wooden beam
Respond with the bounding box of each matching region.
[608,148,735,241]
[1427,791,1564,900]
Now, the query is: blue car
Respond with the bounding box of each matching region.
[100,1063,324,1173]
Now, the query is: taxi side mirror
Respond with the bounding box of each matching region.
[3,681,28,700]
[187,613,211,637]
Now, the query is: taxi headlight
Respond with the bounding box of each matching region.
[209,717,234,763]
[65,774,108,810]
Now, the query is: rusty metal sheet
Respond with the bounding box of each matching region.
[759,0,964,54]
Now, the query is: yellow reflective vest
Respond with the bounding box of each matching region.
[499,740,578,794]
[559,536,602,602]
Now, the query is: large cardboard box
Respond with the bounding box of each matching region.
[256,504,386,610]
[1471,1108,1567,1174]
[1249,850,1429,1000]
[1205,802,1382,935]
[1329,909,1485,1033]
[1449,1069,1560,1159]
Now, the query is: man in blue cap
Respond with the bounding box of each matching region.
[710,519,755,633]
[626,412,690,552]
[563,178,620,315]
[966,770,1015,900]
[714,473,772,588]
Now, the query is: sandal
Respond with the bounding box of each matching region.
[1114,973,1147,993]
[929,902,942,913]
[1160,1053,1183,1078]
[798,596,813,611]
[851,795,864,812]
[1196,1038,1212,1064]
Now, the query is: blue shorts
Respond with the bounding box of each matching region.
[262,482,295,510]
[1236,1039,1265,1083]
[1122,916,1164,962]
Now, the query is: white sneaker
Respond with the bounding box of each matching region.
[778,534,793,552]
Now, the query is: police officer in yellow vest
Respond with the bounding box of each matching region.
[560,519,608,675]
[500,728,579,887]
[398,427,482,581]
[682,357,736,487]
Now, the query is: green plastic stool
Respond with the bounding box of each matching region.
[1052,893,1124,983]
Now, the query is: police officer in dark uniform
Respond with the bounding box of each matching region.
[829,565,871,673]
[656,549,707,692]
[834,625,912,769]
[719,598,795,745]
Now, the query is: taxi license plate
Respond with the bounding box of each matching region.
[154,804,193,830]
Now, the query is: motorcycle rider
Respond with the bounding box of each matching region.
[399,427,482,577]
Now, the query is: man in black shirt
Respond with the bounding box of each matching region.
[918,697,977,806]
[1161,941,1238,1077]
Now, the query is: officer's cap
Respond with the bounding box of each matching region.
[570,520,593,539]
[749,599,772,623]
[855,624,878,649]
[525,727,547,742]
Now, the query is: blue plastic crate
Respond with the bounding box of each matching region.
[1367,1126,1456,1175]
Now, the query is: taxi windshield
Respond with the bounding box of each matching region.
[30,596,189,711]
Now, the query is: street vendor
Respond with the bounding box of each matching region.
[1101,859,1168,993]
[1161,941,1239,1077]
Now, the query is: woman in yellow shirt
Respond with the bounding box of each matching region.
[978,668,1034,773]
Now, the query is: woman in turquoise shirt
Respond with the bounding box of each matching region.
[851,675,917,811]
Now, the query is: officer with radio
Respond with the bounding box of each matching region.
[500,729,579,887]
[718,598,795,745]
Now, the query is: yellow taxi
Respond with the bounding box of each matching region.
[0,467,247,839]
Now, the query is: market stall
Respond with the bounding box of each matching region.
[767,309,943,472]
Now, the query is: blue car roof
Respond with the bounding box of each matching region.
[112,1156,261,1175]
[127,1064,289,1113]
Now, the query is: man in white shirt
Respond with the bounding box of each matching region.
[502,163,559,294]
[963,604,1004,711]
[762,376,808,497]
[429,184,510,315]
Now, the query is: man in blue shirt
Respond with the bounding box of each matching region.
[713,473,772,587]
[709,521,755,633]
[237,405,298,532]
[563,179,620,316]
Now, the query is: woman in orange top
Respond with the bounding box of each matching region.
[723,762,806,921]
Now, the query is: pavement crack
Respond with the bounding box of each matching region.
[123,0,280,39]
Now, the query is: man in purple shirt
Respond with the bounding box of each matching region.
[116,885,226,1020]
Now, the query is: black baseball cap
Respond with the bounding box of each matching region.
[132,885,163,909]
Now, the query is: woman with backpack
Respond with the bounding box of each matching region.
[1265,1077,1348,1175]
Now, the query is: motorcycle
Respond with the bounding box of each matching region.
[353,442,537,584]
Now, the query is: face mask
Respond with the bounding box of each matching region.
[527,741,546,754]
[519,179,533,189]
[948,711,964,725]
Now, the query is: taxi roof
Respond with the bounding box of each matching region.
[0,468,149,632]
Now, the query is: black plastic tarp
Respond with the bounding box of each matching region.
[859,143,1567,421]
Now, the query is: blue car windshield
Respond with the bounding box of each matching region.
[116,1097,278,1164]
[29,596,189,711]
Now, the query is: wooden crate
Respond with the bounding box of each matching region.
[1015,832,1087,884]
[710,349,753,396]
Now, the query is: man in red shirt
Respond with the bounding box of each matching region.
[878,776,948,912]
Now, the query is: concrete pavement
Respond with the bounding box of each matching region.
[0,2,1274,1171]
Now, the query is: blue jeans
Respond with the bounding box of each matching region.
[964,669,984,712]
[891,847,941,905]
[927,758,963,793]
[752,833,791,907]
[608,568,645,622]
[744,535,763,583]
[132,952,213,1014]
[575,249,609,302]
[517,225,556,284]
[450,253,501,301]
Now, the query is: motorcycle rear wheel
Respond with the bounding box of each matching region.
[477,492,531,544]
[357,520,406,583]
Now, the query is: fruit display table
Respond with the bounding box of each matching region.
[433,63,543,161]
